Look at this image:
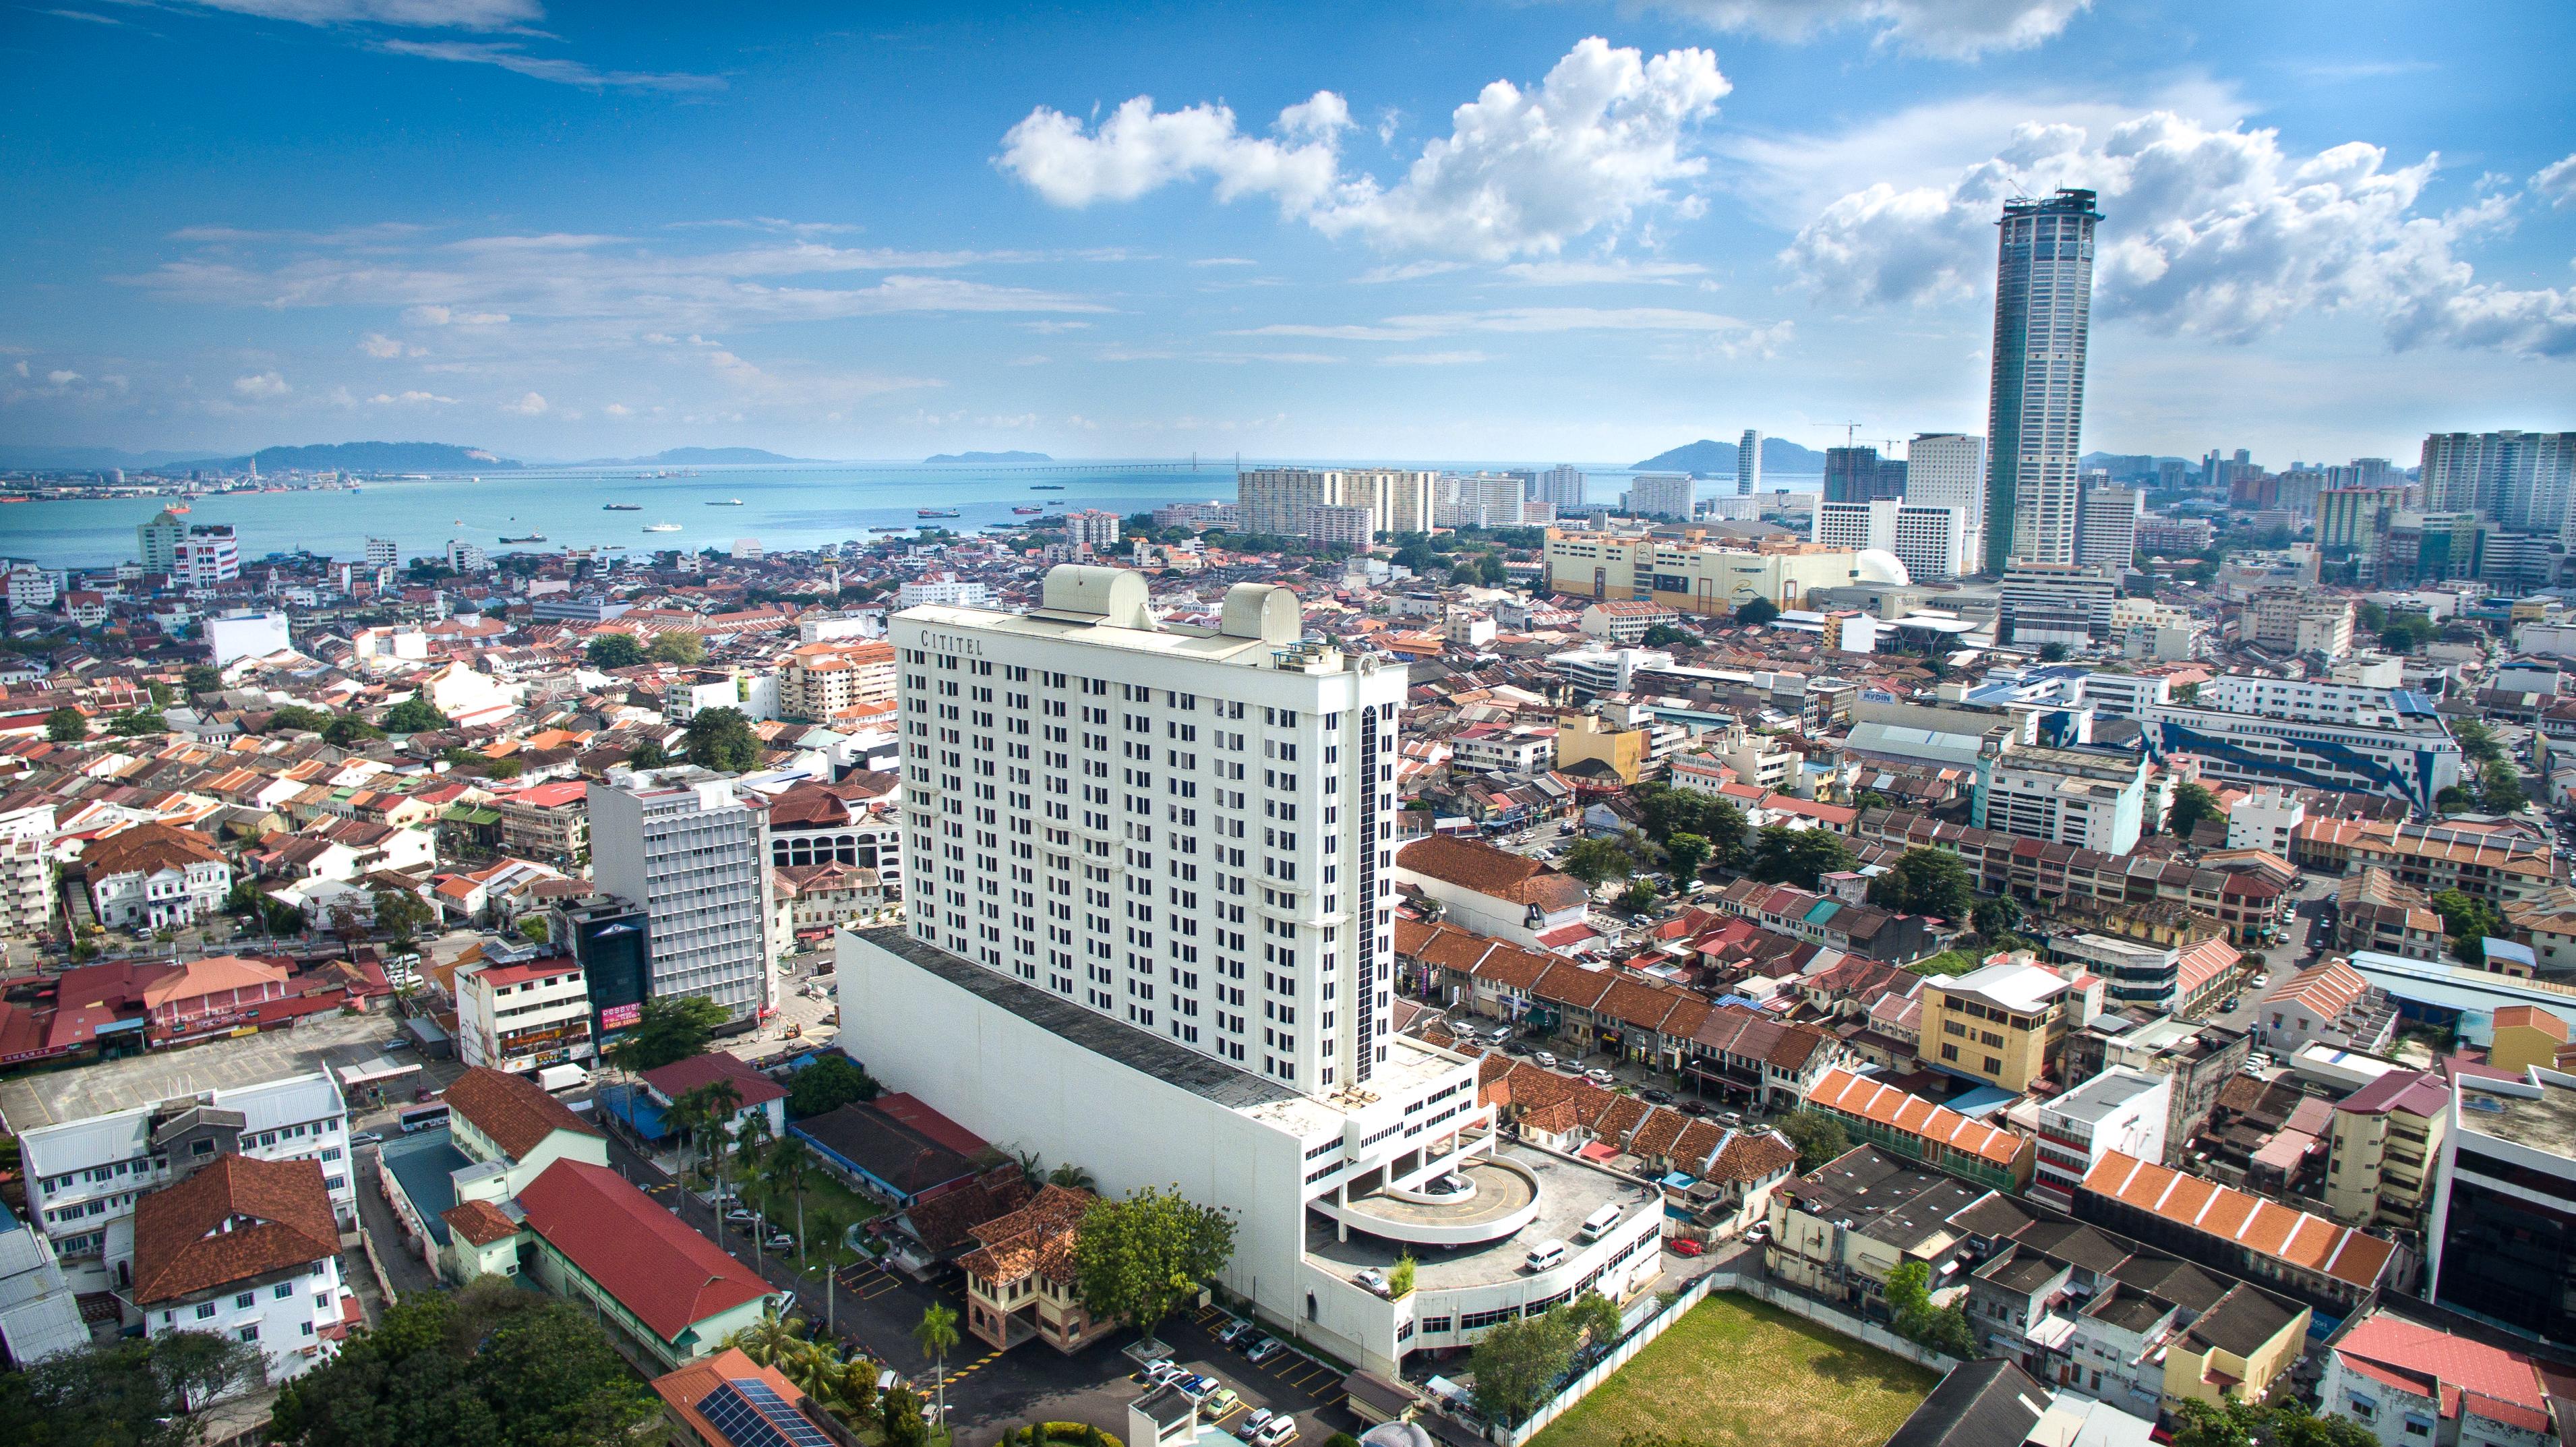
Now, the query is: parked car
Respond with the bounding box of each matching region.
[349,1131,384,1148]
[725,1208,762,1226]
[1199,1387,1241,1419]
[1145,1364,1190,1388]
[1245,1337,1285,1365]
[1640,1088,1673,1106]
[1242,1409,1278,1438]
[1584,1068,1615,1087]
[1745,1220,1771,1243]
[1534,1051,1558,1069]
[1178,1374,1220,1399]
[1502,1041,1532,1057]
[1215,1320,1257,1349]
[1679,1099,1709,1116]
[764,1231,795,1252]
[1352,1268,1389,1294]
[1669,1238,1704,1258]
[1253,1416,1300,1447]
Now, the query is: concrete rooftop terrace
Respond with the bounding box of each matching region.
[1304,1142,1657,1293]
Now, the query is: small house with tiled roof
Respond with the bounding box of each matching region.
[515,1158,779,1371]
[442,1064,609,1195]
[131,1153,351,1386]
[959,1185,1110,1355]
[1393,833,1592,952]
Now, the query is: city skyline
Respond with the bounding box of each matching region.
[1,1,2571,468]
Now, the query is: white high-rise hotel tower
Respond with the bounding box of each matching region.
[1984,188,2100,574]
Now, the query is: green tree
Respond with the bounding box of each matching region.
[2037,641,2072,662]
[1616,879,1658,914]
[2435,785,2476,813]
[183,663,222,696]
[2167,1398,2378,1447]
[1072,1185,1237,1342]
[107,709,165,737]
[2430,888,2509,964]
[2167,780,2223,839]
[2378,614,2436,654]
[628,738,670,768]
[1778,1109,1851,1172]
[1387,1254,1416,1299]
[2479,759,2527,813]
[43,707,85,742]
[585,633,647,669]
[268,1289,653,1447]
[382,695,452,733]
[2453,719,2508,769]
[1,1332,262,1446]
[1745,825,1854,889]
[516,915,549,943]
[914,1303,959,1437]
[1867,848,1975,922]
[1972,896,2023,939]
[1639,622,1695,649]
[604,993,730,1073]
[880,1385,928,1447]
[1466,1309,1577,1426]
[267,704,332,734]
[1735,598,1780,626]
[649,631,706,664]
[321,714,385,748]
[1560,837,1636,887]
[1886,1260,1977,1357]
[371,886,437,948]
[762,1135,814,1268]
[487,757,524,780]
[684,706,762,772]
[786,1053,882,1118]
[1663,831,1711,883]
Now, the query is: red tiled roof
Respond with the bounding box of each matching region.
[516,1158,773,1342]
[2080,1150,2396,1289]
[1807,1067,2028,1169]
[2334,1309,2552,1429]
[641,1051,787,1111]
[441,1198,522,1247]
[131,1154,338,1306]
[443,1065,604,1160]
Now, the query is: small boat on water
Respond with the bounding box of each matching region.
[643,523,682,533]
[707,498,744,506]
[1030,483,1065,491]
[918,507,961,518]
[500,533,546,543]
[1012,505,1044,514]
[603,503,642,511]
[869,525,909,533]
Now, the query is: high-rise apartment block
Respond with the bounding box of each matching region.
[1435,472,1530,529]
[1815,500,1973,581]
[446,539,489,572]
[1903,434,1987,568]
[1822,446,1906,505]
[1238,467,1435,541]
[1064,509,1122,552]
[138,508,185,572]
[1737,430,1762,496]
[364,536,398,568]
[1623,473,1696,520]
[588,769,776,1026]
[891,566,1403,1088]
[1537,465,1588,508]
[1985,189,2100,572]
[2074,483,2143,568]
[2420,431,2576,535]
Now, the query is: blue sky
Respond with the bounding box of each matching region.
[3,0,2571,466]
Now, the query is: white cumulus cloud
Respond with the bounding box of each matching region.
[171,0,543,29]
[1640,0,2091,59]
[359,330,405,357]
[369,389,454,404]
[233,370,291,398]
[501,390,548,415]
[2536,152,2576,208]
[997,37,1730,260]
[1782,111,2576,357]
[403,304,510,326]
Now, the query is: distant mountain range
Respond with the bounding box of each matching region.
[0,444,262,471]
[926,450,1052,464]
[182,441,520,473]
[1632,438,1825,476]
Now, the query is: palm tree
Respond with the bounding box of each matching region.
[1046,1162,1095,1191]
[763,1136,814,1271]
[665,1093,710,1196]
[914,1303,959,1439]
[810,1207,845,1337]
[1011,1146,1044,1181]
[689,1079,744,1220]
[732,1109,775,1268]
[725,1305,808,1367]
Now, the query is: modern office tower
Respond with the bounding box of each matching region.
[2420,431,2576,535]
[1814,500,1972,581]
[1623,472,1697,520]
[892,566,1404,1088]
[137,508,185,572]
[1906,433,1988,567]
[1984,188,2101,572]
[588,769,775,1027]
[1737,430,1763,495]
[1239,467,1335,539]
[2074,483,2143,568]
[2379,511,2485,586]
[1537,465,1588,508]
[364,536,398,568]
[1822,446,1906,505]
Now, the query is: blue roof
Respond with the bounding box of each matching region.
[598,1082,672,1141]
[2391,690,2438,717]
[2483,938,2538,969]
[1943,1085,2019,1119]
[378,1128,471,1247]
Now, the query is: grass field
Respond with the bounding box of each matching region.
[1529,1293,1937,1447]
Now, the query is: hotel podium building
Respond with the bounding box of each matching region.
[839,567,1664,1375]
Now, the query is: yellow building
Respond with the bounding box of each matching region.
[1554,712,1650,786]
[1919,959,2087,1093]
[2323,1069,2449,1232]
[2159,1286,2311,1414]
[1542,530,1894,616]
[2488,1004,2574,1074]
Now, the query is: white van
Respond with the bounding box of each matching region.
[1524,1239,1569,1272]
[1579,1204,1623,1241]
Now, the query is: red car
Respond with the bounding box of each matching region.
[1668,1238,1704,1258]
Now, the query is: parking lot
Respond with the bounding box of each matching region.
[1127,1304,1361,1447]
